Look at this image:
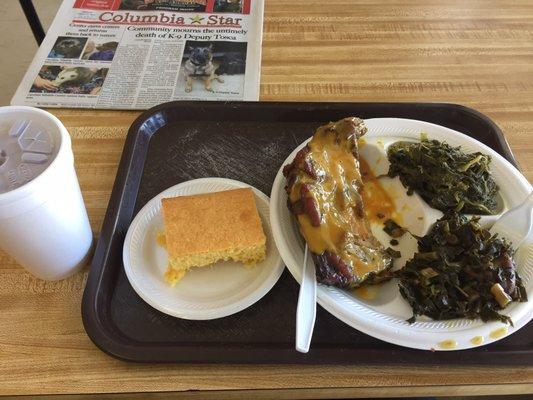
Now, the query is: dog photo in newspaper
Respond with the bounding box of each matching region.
[183,44,224,92]
[178,41,247,98]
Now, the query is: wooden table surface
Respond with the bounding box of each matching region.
[2,0,533,398]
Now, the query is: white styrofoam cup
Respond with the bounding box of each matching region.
[0,106,93,280]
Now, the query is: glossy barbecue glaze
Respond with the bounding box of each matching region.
[359,158,398,224]
[283,118,393,288]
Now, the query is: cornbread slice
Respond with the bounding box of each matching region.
[161,188,267,286]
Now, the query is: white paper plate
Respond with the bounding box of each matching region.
[270,118,533,351]
[123,178,284,320]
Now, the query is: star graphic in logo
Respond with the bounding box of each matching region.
[190,15,204,24]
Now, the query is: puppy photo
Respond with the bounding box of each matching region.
[48,36,88,59]
[182,44,224,93]
[214,0,242,13]
[177,41,247,99]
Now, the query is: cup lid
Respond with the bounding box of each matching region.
[0,111,58,194]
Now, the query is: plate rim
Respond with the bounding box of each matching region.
[123,177,285,320]
[270,117,533,351]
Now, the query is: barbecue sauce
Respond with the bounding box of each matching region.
[288,118,391,280]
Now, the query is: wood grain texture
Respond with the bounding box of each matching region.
[1,0,533,397]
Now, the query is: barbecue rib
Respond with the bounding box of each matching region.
[283,117,393,288]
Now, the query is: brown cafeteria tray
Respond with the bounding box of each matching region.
[82,101,531,363]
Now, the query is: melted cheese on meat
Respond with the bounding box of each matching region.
[289,121,390,279]
[360,159,398,223]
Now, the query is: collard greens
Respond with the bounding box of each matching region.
[397,214,527,324]
[387,139,499,214]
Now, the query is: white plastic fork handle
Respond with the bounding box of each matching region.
[296,244,317,353]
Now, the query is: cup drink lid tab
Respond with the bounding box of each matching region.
[0,119,56,194]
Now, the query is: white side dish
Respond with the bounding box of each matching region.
[123,177,285,320]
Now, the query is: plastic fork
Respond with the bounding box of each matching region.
[296,245,317,353]
[490,191,533,249]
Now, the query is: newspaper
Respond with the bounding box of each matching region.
[12,0,264,109]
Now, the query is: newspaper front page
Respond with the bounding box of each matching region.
[12,0,264,109]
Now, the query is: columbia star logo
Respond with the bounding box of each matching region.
[189,15,204,24]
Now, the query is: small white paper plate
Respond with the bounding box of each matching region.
[123,177,284,320]
[270,118,533,351]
